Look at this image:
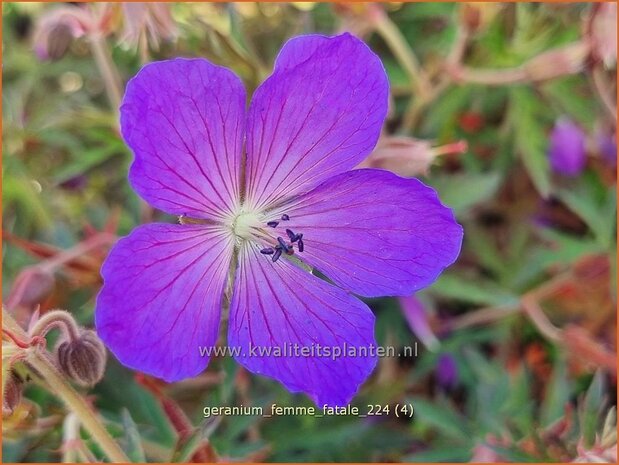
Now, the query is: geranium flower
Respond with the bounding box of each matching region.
[549,117,586,177]
[95,33,462,406]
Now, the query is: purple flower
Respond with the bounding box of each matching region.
[549,118,587,177]
[597,132,617,167]
[95,34,463,406]
[436,354,458,389]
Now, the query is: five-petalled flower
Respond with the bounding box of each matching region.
[95,33,463,407]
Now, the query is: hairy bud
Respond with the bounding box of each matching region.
[3,371,24,417]
[524,42,590,82]
[56,330,107,387]
[358,135,467,177]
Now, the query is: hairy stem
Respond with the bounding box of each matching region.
[29,309,81,341]
[373,9,432,133]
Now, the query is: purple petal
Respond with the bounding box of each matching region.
[275,169,463,297]
[244,33,388,210]
[399,295,439,350]
[228,243,377,406]
[272,34,336,71]
[549,118,586,177]
[95,223,234,382]
[121,59,246,220]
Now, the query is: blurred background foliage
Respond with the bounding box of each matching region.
[2,2,617,462]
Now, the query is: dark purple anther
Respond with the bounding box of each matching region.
[281,214,290,221]
[260,248,275,255]
[298,239,304,252]
[272,247,283,262]
[267,221,279,228]
[286,229,296,241]
[277,237,291,252]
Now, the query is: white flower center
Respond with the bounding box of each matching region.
[230,210,263,241]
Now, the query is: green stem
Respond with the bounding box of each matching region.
[89,34,123,114]
[3,309,129,463]
[374,12,432,102]
[591,65,617,124]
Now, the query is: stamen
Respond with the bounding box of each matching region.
[286,229,296,242]
[281,214,290,221]
[277,237,292,253]
[260,248,275,255]
[267,221,279,228]
[298,239,304,252]
[272,247,283,262]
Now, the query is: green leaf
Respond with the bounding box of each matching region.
[408,397,471,441]
[556,181,617,249]
[542,77,598,130]
[53,144,123,184]
[540,356,571,427]
[430,272,519,307]
[121,409,146,462]
[429,172,502,216]
[509,87,552,198]
[581,371,606,448]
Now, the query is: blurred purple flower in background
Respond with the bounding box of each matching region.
[597,132,617,167]
[549,118,587,177]
[95,34,462,406]
[436,354,458,389]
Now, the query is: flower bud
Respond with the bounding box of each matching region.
[32,7,91,61]
[524,42,590,83]
[588,3,617,68]
[44,23,74,61]
[358,135,467,177]
[56,330,107,387]
[3,371,24,417]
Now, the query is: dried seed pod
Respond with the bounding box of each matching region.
[56,330,107,387]
[3,371,24,417]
